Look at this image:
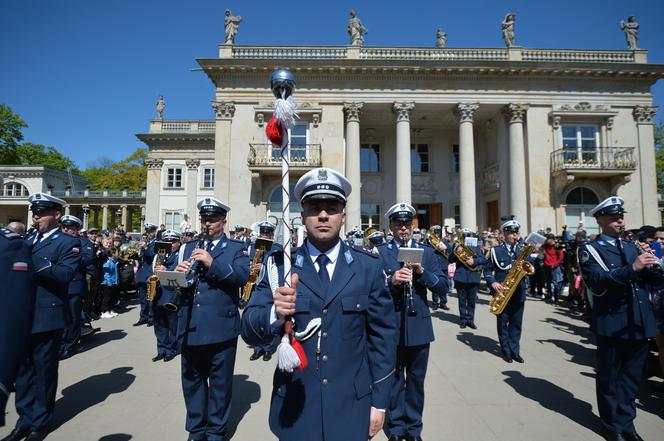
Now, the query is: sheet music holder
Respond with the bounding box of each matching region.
[156,271,189,290]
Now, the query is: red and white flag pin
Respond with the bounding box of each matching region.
[13,262,29,271]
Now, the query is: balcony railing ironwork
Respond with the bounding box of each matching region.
[551,147,637,173]
[248,144,322,168]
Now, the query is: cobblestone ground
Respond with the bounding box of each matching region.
[2,290,663,441]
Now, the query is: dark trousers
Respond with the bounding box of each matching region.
[14,330,62,431]
[181,338,238,441]
[61,295,83,353]
[388,343,430,437]
[153,306,179,357]
[432,289,448,306]
[496,298,525,358]
[596,336,649,433]
[100,284,118,313]
[137,283,153,322]
[456,282,478,325]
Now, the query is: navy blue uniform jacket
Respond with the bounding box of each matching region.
[135,239,156,284]
[240,240,398,441]
[485,243,530,303]
[0,228,36,415]
[377,240,448,347]
[25,228,82,333]
[67,235,94,296]
[579,237,663,339]
[177,236,250,346]
[448,245,486,284]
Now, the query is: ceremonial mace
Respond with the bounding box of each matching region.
[265,69,308,372]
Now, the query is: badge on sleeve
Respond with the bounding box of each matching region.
[72,247,80,253]
[579,249,590,263]
[12,262,29,271]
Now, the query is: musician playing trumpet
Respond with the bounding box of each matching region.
[173,197,250,441]
[151,230,182,363]
[376,203,448,441]
[448,228,487,329]
[578,196,663,441]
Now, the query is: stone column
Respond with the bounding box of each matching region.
[64,205,70,215]
[632,105,659,224]
[82,206,89,230]
[101,204,108,230]
[393,102,415,204]
[503,103,530,226]
[212,101,235,204]
[144,158,163,224]
[93,207,99,230]
[454,103,479,229]
[186,159,201,224]
[343,102,363,230]
[121,205,128,228]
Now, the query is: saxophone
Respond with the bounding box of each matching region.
[489,239,539,315]
[241,238,272,302]
[146,248,167,302]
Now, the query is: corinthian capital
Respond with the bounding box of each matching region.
[212,101,236,120]
[503,103,529,124]
[632,105,657,124]
[392,102,415,122]
[185,159,200,170]
[144,158,164,170]
[454,103,479,124]
[343,102,364,123]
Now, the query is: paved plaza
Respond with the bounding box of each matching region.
[2,291,663,441]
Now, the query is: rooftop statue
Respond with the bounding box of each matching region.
[156,95,165,119]
[436,28,447,48]
[501,13,516,47]
[620,16,639,50]
[224,9,242,45]
[348,9,368,46]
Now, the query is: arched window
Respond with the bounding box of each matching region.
[565,187,599,205]
[2,182,29,197]
[565,187,600,235]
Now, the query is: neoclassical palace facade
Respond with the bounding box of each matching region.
[138,43,662,237]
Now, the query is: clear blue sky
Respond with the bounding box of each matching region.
[1,0,663,170]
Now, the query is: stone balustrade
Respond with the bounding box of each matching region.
[149,119,216,133]
[247,144,322,168]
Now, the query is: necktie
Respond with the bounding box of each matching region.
[33,232,44,246]
[316,254,331,295]
[206,241,214,252]
[616,239,628,266]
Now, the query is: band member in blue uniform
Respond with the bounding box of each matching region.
[151,230,182,363]
[448,228,487,329]
[377,203,448,441]
[0,226,36,428]
[4,193,81,441]
[59,215,94,360]
[427,225,450,311]
[578,196,663,441]
[247,221,281,362]
[174,197,250,441]
[241,167,397,441]
[485,219,527,363]
[134,223,158,327]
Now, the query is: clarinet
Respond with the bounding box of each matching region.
[626,231,664,273]
[403,262,418,316]
[185,228,208,285]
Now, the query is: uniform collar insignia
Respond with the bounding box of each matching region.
[221,241,227,249]
[344,249,353,264]
[388,243,392,249]
[597,240,606,246]
[52,234,59,239]
[295,254,304,268]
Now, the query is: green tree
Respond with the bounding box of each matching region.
[0,103,27,163]
[82,148,147,191]
[15,142,80,172]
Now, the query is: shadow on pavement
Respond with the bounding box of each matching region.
[637,381,664,420]
[52,367,136,430]
[502,370,599,434]
[536,338,595,369]
[542,316,593,343]
[77,329,128,354]
[431,309,458,326]
[457,332,501,357]
[98,434,133,441]
[227,374,261,438]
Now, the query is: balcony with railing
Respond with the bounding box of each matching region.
[550,147,637,177]
[149,120,216,134]
[247,144,322,172]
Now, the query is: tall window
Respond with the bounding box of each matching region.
[272,121,308,162]
[2,182,29,197]
[562,125,599,163]
[361,144,380,172]
[202,167,215,188]
[411,144,429,172]
[451,144,459,173]
[164,211,183,230]
[361,204,380,231]
[166,168,183,188]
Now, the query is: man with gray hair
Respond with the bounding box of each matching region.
[6,222,27,237]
